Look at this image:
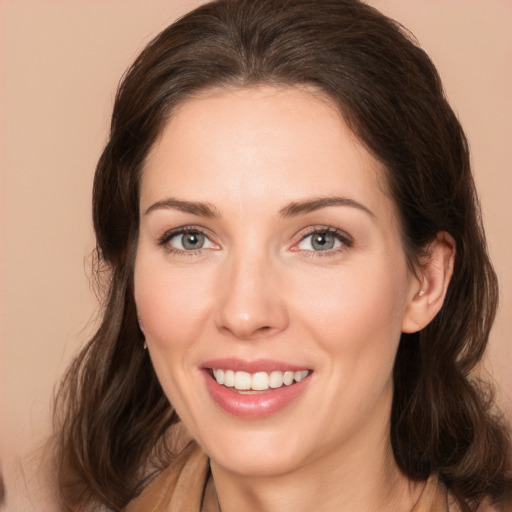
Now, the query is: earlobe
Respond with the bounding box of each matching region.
[136,314,148,350]
[401,231,456,333]
[136,309,145,334]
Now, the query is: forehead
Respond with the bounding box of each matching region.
[141,85,393,222]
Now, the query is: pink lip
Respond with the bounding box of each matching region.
[201,359,312,419]
[202,358,309,373]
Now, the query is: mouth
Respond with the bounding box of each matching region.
[209,368,310,393]
[201,359,313,418]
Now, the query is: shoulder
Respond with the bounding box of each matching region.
[418,476,512,512]
[473,495,512,512]
[125,441,209,512]
[447,490,512,512]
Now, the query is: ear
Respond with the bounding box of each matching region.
[402,231,456,333]
[137,313,145,334]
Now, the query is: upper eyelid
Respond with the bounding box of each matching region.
[287,226,354,256]
[294,226,353,243]
[157,225,215,245]
[155,224,353,250]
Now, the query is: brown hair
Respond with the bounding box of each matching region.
[53,1,511,510]
[0,471,5,507]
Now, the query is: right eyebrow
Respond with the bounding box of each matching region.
[143,198,220,218]
[279,196,376,220]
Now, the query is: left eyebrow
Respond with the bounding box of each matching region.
[144,198,220,218]
[279,196,376,220]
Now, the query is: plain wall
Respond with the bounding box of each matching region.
[1,1,511,510]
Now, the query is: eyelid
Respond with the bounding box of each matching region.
[156,224,352,257]
[157,225,220,253]
[290,226,353,254]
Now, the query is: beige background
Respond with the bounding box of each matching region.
[1,1,511,510]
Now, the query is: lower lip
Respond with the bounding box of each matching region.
[203,371,311,418]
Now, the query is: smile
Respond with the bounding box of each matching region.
[202,360,313,418]
[212,369,310,391]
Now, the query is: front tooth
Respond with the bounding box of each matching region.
[252,372,270,391]
[234,371,252,390]
[224,370,235,387]
[283,371,294,385]
[269,371,285,388]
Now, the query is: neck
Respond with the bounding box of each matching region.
[209,424,421,512]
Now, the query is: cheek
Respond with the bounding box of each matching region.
[133,258,216,417]
[133,258,214,350]
[293,259,409,365]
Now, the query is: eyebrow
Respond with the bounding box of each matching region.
[144,195,375,220]
[279,196,376,219]
[144,198,220,218]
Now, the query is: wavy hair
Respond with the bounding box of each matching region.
[53,1,511,510]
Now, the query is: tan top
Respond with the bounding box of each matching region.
[124,441,494,512]
[126,441,212,512]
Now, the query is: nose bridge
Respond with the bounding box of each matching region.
[215,243,288,339]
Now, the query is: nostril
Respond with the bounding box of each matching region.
[254,325,274,336]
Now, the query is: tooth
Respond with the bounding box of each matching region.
[234,371,252,390]
[224,370,235,387]
[283,371,294,385]
[269,371,284,388]
[294,370,308,382]
[252,372,270,391]
[213,369,224,385]
[214,369,309,390]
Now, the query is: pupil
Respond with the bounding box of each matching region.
[312,233,334,251]
[183,232,204,250]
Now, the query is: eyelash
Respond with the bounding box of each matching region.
[157,226,215,257]
[291,226,353,258]
[156,225,353,257]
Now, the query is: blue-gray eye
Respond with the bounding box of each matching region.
[170,231,207,250]
[298,231,343,251]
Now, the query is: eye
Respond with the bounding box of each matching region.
[159,227,218,253]
[171,231,206,250]
[295,228,351,253]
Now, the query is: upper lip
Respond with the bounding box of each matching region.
[201,358,311,373]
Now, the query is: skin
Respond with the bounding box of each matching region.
[134,86,454,511]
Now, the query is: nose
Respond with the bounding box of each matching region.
[214,252,289,340]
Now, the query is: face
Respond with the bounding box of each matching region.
[134,86,418,478]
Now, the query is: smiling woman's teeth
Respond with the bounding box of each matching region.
[212,369,309,391]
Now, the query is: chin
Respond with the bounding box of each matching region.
[202,428,311,477]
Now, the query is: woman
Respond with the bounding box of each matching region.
[53,0,511,510]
